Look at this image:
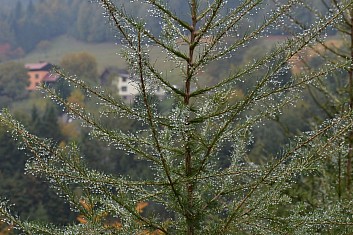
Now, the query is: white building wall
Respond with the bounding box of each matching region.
[112,72,165,102]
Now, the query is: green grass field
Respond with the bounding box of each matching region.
[17,35,184,84]
[18,35,320,89]
[19,35,127,72]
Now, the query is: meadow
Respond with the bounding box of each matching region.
[18,35,185,84]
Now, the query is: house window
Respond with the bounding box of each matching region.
[121,86,127,92]
[35,74,39,79]
[122,77,127,82]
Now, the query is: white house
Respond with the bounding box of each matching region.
[101,68,165,103]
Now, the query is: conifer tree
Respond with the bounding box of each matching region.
[284,0,353,202]
[1,0,353,234]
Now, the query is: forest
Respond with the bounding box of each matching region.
[0,0,329,57]
[0,0,352,234]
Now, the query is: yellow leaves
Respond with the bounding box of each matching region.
[77,198,115,227]
[60,52,98,83]
[79,198,92,212]
[136,201,148,214]
[76,200,165,234]
[227,89,245,104]
[135,202,165,234]
[77,198,107,224]
[59,121,80,140]
[138,229,164,235]
[76,198,91,225]
[0,220,12,235]
[67,89,85,107]
[76,215,87,224]
[104,221,122,230]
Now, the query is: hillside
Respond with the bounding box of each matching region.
[18,36,125,73]
[16,36,190,85]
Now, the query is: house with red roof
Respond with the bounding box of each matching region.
[25,62,59,90]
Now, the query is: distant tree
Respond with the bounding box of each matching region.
[1,1,353,235]
[30,105,40,132]
[14,1,38,52]
[73,1,114,43]
[0,21,15,45]
[3,0,71,53]
[35,40,51,52]
[0,116,72,226]
[60,52,99,84]
[37,105,63,141]
[0,62,28,108]
[39,0,70,38]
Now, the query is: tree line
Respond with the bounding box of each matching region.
[0,0,113,54]
[0,0,327,57]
